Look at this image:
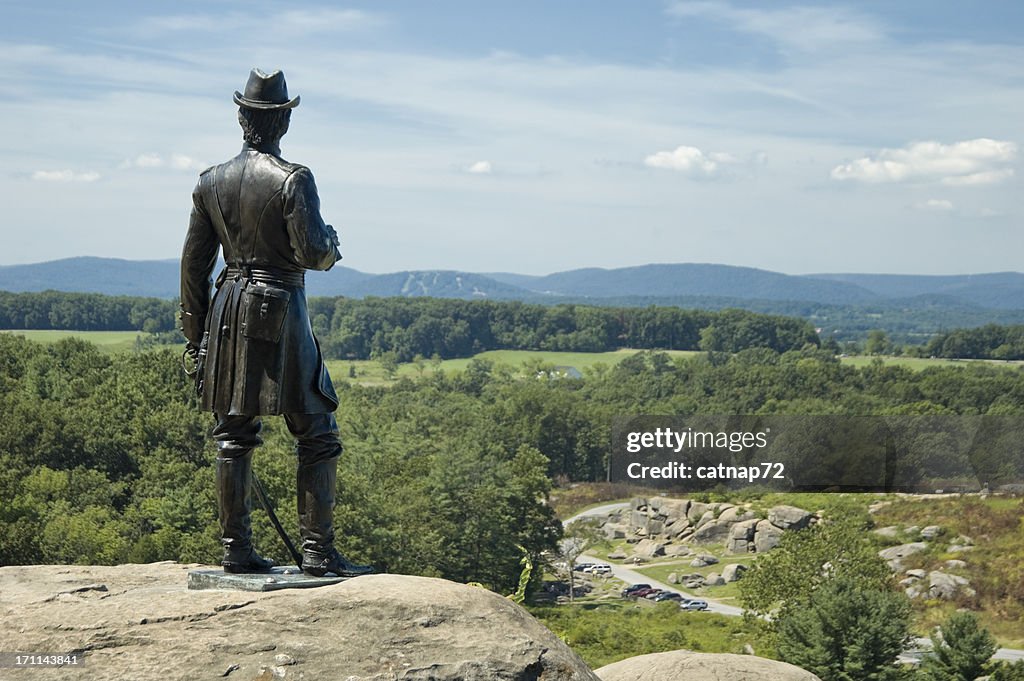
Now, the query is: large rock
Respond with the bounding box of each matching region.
[768,505,813,530]
[664,544,692,557]
[704,572,726,587]
[722,564,747,583]
[878,542,928,561]
[0,563,599,681]
[695,510,716,529]
[596,651,822,681]
[928,570,975,600]
[754,520,784,553]
[690,519,733,544]
[632,538,668,559]
[690,554,719,568]
[730,518,760,540]
[687,502,710,524]
[603,523,629,540]
[728,518,760,554]
[653,498,690,523]
[718,507,756,524]
[920,525,943,540]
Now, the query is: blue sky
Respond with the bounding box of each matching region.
[2,1,1021,275]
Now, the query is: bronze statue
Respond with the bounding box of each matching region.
[180,68,372,578]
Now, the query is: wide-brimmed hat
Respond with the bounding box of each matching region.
[233,68,300,110]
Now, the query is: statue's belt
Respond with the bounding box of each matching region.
[219,265,305,288]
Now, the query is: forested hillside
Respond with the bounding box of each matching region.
[3,334,1023,586]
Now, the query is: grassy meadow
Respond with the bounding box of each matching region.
[6,328,1022,382]
[0,329,151,353]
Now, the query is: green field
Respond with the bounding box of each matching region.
[9,330,1024,377]
[0,329,156,353]
[839,355,1024,370]
[327,349,701,385]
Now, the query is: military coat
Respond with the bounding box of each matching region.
[180,144,340,415]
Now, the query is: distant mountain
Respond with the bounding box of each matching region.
[0,257,182,298]
[2,258,1022,314]
[522,263,880,305]
[806,272,1024,310]
[0,257,372,299]
[335,270,532,300]
[482,272,544,289]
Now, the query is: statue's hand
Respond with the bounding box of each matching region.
[326,224,341,249]
[182,343,201,377]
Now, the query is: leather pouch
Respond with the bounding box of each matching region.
[241,283,291,343]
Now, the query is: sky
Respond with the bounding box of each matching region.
[2,1,1022,275]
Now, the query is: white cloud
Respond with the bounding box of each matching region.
[941,169,1015,186]
[170,154,207,171]
[667,1,884,53]
[644,145,726,177]
[467,160,492,174]
[916,199,954,211]
[134,9,381,37]
[31,169,100,182]
[120,153,207,171]
[831,139,1017,185]
[130,153,163,168]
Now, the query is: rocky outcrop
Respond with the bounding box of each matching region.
[722,564,747,583]
[878,542,928,571]
[728,518,760,553]
[0,562,599,681]
[767,505,813,530]
[754,520,784,553]
[618,498,815,555]
[690,519,734,544]
[595,651,821,681]
[920,525,943,540]
[631,538,668,559]
[690,554,719,568]
[928,570,975,600]
[704,572,726,587]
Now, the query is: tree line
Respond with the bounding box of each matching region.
[307,297,819,360]
[0,291,175,333]
[925,324,1024,361]
[0,291,819,358]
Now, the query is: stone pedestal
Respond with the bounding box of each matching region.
[187,566,348,591]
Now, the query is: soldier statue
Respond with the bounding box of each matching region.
[180,68,373,578]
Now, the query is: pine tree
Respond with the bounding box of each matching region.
[920,611,997,681]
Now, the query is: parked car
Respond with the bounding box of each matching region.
[643,589,666,600]
[629,588,659,599]
[653,592,683,602]
[680,599,709,611]
[621,583,651,597]
[573,563,594,572]
[590,564,612,575]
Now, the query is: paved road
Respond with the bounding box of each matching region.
[579,551,744,616]
[564,501,1024,663]
[567,502,742,615]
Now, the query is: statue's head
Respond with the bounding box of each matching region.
[234,68,299,147]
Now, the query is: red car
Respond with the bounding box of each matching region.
[629,588,659,598]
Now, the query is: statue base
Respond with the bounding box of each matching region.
[187,566,348,592]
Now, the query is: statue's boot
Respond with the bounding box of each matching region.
[297,455,374,578]
[216,453,274,574]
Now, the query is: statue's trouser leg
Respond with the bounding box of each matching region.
[212,414,274,573]
[285,412,373,577]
